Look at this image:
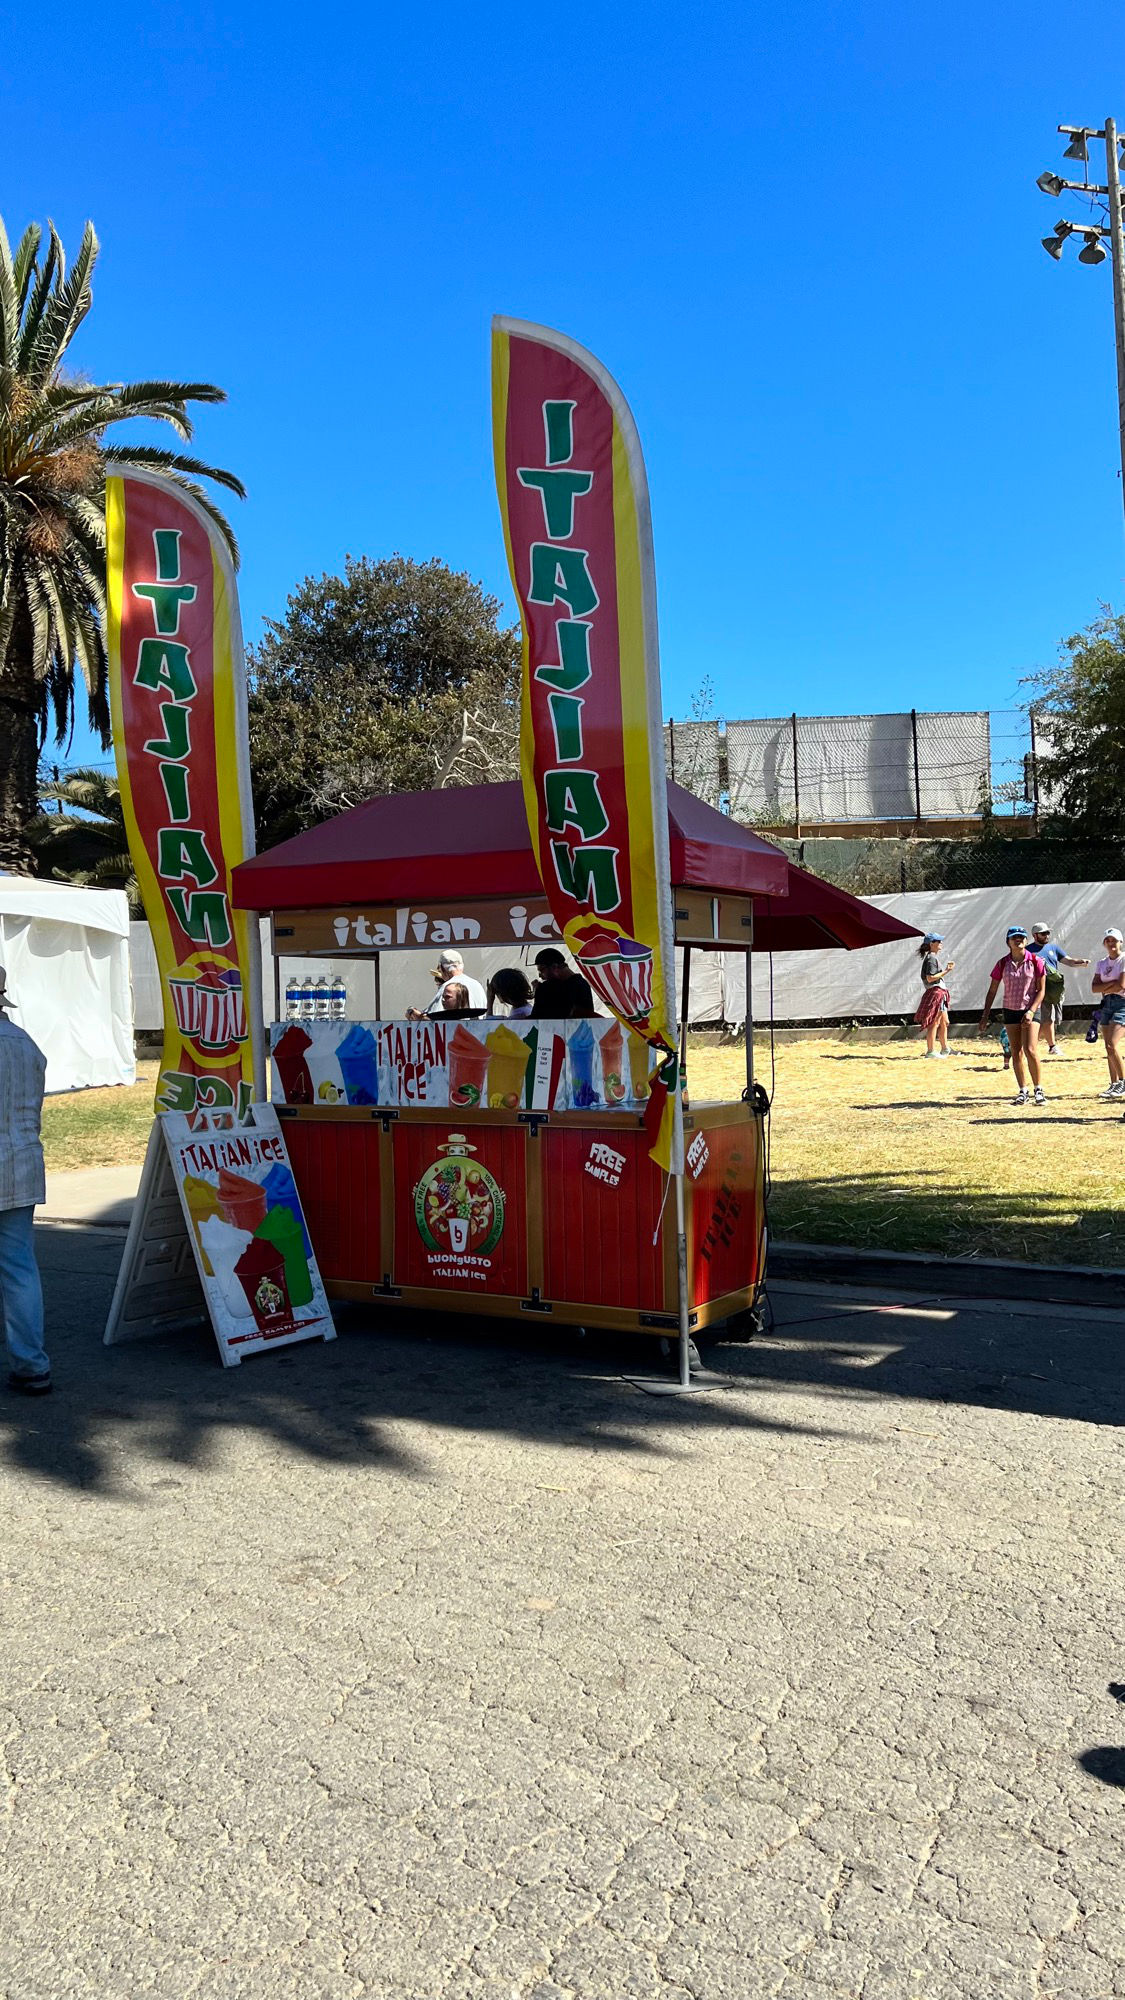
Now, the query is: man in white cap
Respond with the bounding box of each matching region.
[0,968,50,1394]
[406,950,487,1021]
[1028,921,1088,1054]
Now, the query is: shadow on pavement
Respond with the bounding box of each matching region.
[1077,1747,1125,1788]
[1,1224,859,1499]
[6,1215,1122,1500]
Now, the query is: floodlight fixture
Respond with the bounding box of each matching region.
[1078,232,1108,264]
[1063,130,1090,162]
[1041,232,1066,259]
[1037,170,1066,196]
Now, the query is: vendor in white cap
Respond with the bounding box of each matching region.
[406,950,486,1021]
[0,967,50,1394]
[1029,921,1088,1054]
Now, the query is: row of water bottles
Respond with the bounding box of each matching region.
[284,972,348,1021]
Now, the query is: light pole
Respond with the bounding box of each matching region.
[1038,121,1125,534]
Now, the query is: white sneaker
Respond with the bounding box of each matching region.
[1099,1081,1125,1100]
[1013,1089,1030,1105]
[934,1049,949,1058]
[1045,1044,1059,1055]
[1033,1086,1046,1106]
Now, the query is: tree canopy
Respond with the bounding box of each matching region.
[248,553,521,849]
[1026,607,1125,836]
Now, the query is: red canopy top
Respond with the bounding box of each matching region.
[232,779,791,910]
[750,864,920,952]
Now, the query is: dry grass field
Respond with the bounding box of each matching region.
[690,1031,1125,1268]
[41,1037,1125,1267]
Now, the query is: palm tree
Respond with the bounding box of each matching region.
[27,765,141,911]
[0,216,244,873]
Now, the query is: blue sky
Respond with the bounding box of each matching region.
[4,0,1122,773]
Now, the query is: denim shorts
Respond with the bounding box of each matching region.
[1101,993,1125,1027]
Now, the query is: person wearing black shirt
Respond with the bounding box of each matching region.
[531,947,596,1019]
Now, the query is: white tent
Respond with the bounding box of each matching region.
[0,877,135,1093]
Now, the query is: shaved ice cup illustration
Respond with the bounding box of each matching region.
[484,1023,532,1108]
[448,1025,490,1107]
[573,929,655,1026]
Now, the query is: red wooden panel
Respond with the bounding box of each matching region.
[393,1122,528,1297]
[689,1120,762,1307]
[282,1119,384,1285]
[541,1128,666,1311]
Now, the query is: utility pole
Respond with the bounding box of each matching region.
[1038,120,1125,536]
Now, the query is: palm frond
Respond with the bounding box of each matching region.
[0,216,16,370]
[15,225,60,370]
[101,442,248,500]
[12,223,42,317]
[25,219,97,387]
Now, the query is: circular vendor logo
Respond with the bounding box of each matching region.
[414,1133,505,1258]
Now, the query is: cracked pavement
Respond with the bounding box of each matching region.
[0,1225,1122,1998]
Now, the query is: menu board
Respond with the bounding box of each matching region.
[162,1104,335,1367]
[269,1018,657,1113]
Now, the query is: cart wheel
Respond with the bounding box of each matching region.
[722,1307,764,1344]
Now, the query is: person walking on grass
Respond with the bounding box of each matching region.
[0,970,50,1394]
[915,933,955,1057]
[1091,929,1125,1101]
[1029,921,1089,1054]
[979,926,1047,1108]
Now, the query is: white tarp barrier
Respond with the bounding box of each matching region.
[724,711,991,822]
[0,878,135,1092]
[722,881,1125,1027]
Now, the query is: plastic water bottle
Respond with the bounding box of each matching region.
[300,977,316,1020]
[284,976,300,1020]
[330,971,347,1020]
[315,974,330,1020]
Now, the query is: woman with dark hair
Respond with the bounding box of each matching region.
[914,932,955,1058]
[486,968,534,1017]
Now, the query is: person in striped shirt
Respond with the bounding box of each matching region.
[979,926,1047,1108]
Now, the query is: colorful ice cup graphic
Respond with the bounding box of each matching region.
[217,1167,268,1235]
[273,1023,314,1104]
[448,1024,490,1107]
[569,1019,599,1108]
[628,1031,652,1103]
[182,1173,222,1273]
[234,1235,292,1334]
[448,1216,470,1253]
[337,1024,379,1106]
[600,1022,626,1104]
[255,1201,314,1310]
[197,1214,255,1318]
[261,1162,313,1256]
[484,1023,532,1108]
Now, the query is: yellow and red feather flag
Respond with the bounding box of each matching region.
[491,319,681,1170]
[106,469,261,1118]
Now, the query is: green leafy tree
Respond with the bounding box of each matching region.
[27,765,140,910]
[0,215,243,873]
[249,553,521,848]
[1024,607,1125,836]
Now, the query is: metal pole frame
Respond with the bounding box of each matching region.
[1103,118,1125,538]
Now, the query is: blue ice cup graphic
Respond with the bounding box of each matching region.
[569,1019,600,1108]
[337,1024,379,1105]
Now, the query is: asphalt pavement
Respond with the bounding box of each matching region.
[0,1224,1122,1999]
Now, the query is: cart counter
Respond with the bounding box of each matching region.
[278,1099,764,1336]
